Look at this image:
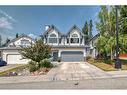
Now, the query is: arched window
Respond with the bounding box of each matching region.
[50,34,56,37]
[49,33,57,43]
[21,39,30,47]
[71,34,78,38]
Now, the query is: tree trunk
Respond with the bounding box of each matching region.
[111,48,113,60]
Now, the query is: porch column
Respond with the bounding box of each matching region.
[79,37,81,45]
[58,37,59,45]
[84,50,86,62]
[69,37,70,45]
[58,51,61,58]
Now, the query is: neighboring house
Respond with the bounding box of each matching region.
[42,25,89,62]
[88,33,100,58]
[0,34,35,64]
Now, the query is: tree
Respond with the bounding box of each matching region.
[82,21,89,44]
[105,36,116,60]
[95,6,116,61]
[95,5,127,62]
[119,5,127,34]
[20,39,51,62]
[96,6,109,36]
[119,34,127,54]
[89,19,93,38]
[16,33,19,38]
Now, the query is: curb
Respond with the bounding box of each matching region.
[0,74,127,84]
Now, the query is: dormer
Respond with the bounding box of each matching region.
[66,25,85,45]
[43,25,62,45]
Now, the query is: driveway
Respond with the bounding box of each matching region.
[47,62,112,81]
[0,64,23,72]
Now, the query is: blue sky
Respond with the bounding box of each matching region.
[0,6,100,42]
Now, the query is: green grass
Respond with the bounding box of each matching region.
[88,59,127,71]
[0,64,28,76]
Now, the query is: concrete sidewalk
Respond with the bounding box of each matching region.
[0,71,127,84]
[107,70,127,77]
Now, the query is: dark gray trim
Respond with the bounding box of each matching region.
[0,47,21,50]
[43,25,62,37]
[67,25,85,37]
[52,45,90,48]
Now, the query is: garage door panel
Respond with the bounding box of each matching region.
[7,54,29,64]
[61,51,84,62]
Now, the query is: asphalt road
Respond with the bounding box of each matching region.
[0,77,127,89]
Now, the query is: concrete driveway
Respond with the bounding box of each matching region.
[47,62,112,81]
[0,64,23,72]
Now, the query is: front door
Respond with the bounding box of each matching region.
[52,51,58,61]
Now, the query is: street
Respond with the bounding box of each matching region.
[0,77,127,89]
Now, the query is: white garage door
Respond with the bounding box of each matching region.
[7,54,29,64]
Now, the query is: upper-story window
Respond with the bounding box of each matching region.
[70,34,79,43]
[48,33,57,43]
[21,39,30,47]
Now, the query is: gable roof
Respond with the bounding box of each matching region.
[7,34,35,46]
[43,25,62,37]
[67,25,85,36]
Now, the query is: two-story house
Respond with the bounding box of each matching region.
[0,34,35,64]
[42,25,89,62]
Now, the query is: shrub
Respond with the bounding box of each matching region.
[86,56,92,60]
[20,39,51,62]
[57,58,61,62]
[39,59,53,68]
[28,61,38,72]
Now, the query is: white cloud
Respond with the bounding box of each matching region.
[28,33,38,39]
[0,17,13,30]
[0,9,17,22]
[0,9,17,43]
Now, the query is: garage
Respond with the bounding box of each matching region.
[7,54,29,64]
[61,51,84,62]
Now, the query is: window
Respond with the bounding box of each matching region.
[71,34,78,37]
[70,34,79,43]
[67,38,69,43]
[49,33,57,43]
[21,40,30,47]
[71,38,79,43]
[50,34,56,37]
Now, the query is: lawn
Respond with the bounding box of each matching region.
[0,65,28,76]
[87,59,127,71]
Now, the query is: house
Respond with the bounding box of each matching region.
[87,33,100,58]
[42,25,90,62]
[0,34,35,64]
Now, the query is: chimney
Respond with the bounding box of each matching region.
[45,25,50,31]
